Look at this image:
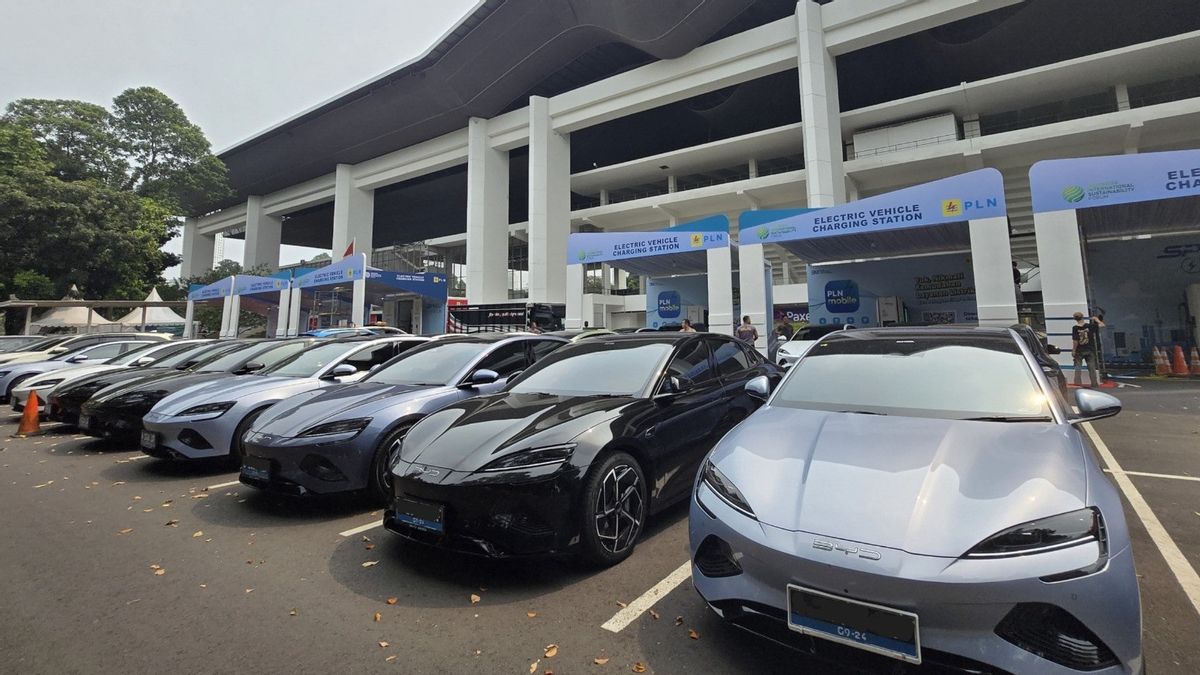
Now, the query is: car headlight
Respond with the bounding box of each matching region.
[701,460,755,518]
[964,507,1104,558]
[31,378,64,388]
[177,401,235,417]
[299,417,373,437]
[479,443,575,472]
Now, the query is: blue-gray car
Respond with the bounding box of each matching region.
[689,326,1141,674]
[240,333,569,502]
[141,336,429,463]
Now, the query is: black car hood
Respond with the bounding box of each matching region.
[88,371,234,409]
[55,367,178,399]
[253,381,436,437]
[401,393,634,472]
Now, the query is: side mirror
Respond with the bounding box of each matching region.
[459,368,499,389]
[134,356,156,366]
[655,376,693,400]
[1070,389,1122,424]
[48,346,67,354]
[1045,344,1062,355]
[327,363,358,379]
[241,361,266,374]
[745,375,771,401]
[67,354,89,363]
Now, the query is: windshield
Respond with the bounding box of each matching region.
[108,341,184,366]
[20,336,68,351]
[772,335,1052,421]
[197,341,308,373]
[263,342,360,378]
[156,342,237,369]
[365,341,490,386]
[509,341,672,397]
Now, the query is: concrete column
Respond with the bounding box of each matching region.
[274,288,291,337]
[748,158,758,179]
[667,175,678,193]
[180,218,215,279]
[1034,209,1090,361]
[183,301,195,338]
[1115,83,1131,111]
[219,295,236,339]
[707,247,734,336]
[968,216,1018,327]
[466,117,510,304]
[962,113,982,139]
[617,269,629,291]
[351,276,367,327]
[737,239,771,350]
[565,264,584,329]
[243,195,282,271]
[599,189,609,206]
[796,0,846,208]
[286,287,303,337]
[527,96,570,304]
[332,164,374,259]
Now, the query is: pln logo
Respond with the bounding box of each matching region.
[940,199,963,217]
[657,291,682,319]
[689,233,704,248]
[1062,185,1085,203]
[576,250,587,262]
[756,226,770,241]
[824,280,859,314]
[344,267,356,280]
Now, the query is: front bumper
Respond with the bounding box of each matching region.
[688,483,1143,675]
[239,430,377,496]
[383,459,578,558]
[79,405,150,439]
[142,411,232,460]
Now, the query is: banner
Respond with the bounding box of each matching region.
[1030,149,1200,213]
[187,277,233,301]
[567,215,729,265]
[294,253,365,289]
[646,274,708,329]
[233,275,288,296]
[807,253,978,328]
[739,169,1006,245]
[365,270,449,300]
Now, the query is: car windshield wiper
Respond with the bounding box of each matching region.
[960,415,1052,423]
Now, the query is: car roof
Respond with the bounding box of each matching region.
[820,325,1016,341]
[582,331,708,344]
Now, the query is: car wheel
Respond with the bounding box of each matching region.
[229,408,267,468]
[578,451,647,567]
[369,424,412,505]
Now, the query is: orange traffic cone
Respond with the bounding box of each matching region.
[1190,347,1200,376]
[1153,347,1169,376]
[15,390,40,437]
[1171,346,1190,376]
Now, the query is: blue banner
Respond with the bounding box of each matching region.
[294,254,365,289]
[233,275,288,296]
[187,277,233,301]
[738,169,1006,245]
[1030,149,1200,213]
[567,215,729,265]
[365,270,449,300]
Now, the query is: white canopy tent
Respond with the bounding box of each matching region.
[117,288,187,328]
[28,286,114,332]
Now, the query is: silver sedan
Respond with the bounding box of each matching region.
[141,337,428,463]
[689,326,1141,674]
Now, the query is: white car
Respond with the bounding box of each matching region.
[0,340,158,406]
[0,332,171,366]
[775,325,852,368]
[10,340,210,412]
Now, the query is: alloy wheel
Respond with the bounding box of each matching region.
[593,464,645,555]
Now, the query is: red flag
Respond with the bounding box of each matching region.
[342,238,355,259]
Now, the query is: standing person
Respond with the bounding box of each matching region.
[1071,311,1099,388]
[776,319,795,342]
[1013,261,1025,304]
[680,319,697,333]
[735,315,759,345]
[527,319,542,334]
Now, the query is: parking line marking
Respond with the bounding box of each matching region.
[602,561,692,633]
[1084,423,1200,617]
[127,454,149,461]
[1104,469,1200,483]
[206,480,241,490]
[339,520,383,538]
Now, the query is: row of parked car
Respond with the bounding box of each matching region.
[3,325,1141,672]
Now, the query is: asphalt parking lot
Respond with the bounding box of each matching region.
[1,380,1197,674]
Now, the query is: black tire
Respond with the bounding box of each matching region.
[368,423,413,505]
[229,407,267,468]
[578,451,648,567]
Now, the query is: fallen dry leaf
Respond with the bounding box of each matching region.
[632,663,647,673]
[544,644,558,658]
[149,564,161,570]
[674,616,684,626]
[142,508,154,513]
[112,481,125,486]
[245,588,254,594]
[289,608,298,616]
[688,629,699,640]
[529,661,539,674]
[378,641,390,648]
[118,528,133,535]
[373,612,382,622]
[154,569,166,576]
[192,530,203,538]
[385,655,397,663]
[386,597,398,605]
[648,609,660,620]
[364,542,375,550]
[191,493,208,500]
[594,657,610,665]
[164,520,179,527]
[133,495,142,501]
[616,601,627,608]
[361,560,379,568]
[470,594,481,604]
[161,499,173,507]
[527,611,537,618]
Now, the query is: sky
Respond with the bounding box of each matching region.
[0,0,477,278]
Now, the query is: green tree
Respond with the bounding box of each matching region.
[2,99,125,183]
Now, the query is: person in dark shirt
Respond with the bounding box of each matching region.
[1071,311,1100,387]
[775,320,795,342]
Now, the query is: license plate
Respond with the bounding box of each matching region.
[241,456,271,482]
[79,414,93,431]
[394,497,445,533]
[140,430,158,450]
[787,585,920,664]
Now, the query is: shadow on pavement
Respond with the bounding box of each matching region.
[99,456,237,483]
[185,488,376,530]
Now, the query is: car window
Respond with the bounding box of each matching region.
[344,343,401,371]
[508,341,673,397]
[474,341,528,377]
[366,341,491,386]
[739,342,764,365]
[711,339,751,377]
[155,342,234,368]
[773,335,1052,421]
[79,342,129,359]
[264,342,359,377]
[197,342,305,372]
[529,339,564,363]
[664,339,714,384]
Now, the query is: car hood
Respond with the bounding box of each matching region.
[253,381,445,437]
[153,375,314,414]
[27,363,124,386]
[777,340,815,356]
[2,360,70,376]
[709,406,1088,558]
[0,351,52,365]
[401,393,633,473]
[90,371,234,407]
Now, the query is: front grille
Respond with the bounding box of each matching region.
[995,603,1117,671]
[694,535,742,577]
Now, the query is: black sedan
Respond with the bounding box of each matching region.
[385,332,783,566]
[78,339,316,440]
